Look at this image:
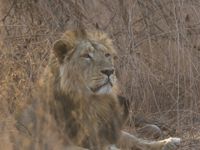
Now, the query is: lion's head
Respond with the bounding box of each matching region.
[53,29,118,97]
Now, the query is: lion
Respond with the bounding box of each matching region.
[17,29,180,150]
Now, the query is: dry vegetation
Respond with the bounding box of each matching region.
[0,0,200,149]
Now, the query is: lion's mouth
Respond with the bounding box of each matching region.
[90,80,113,93]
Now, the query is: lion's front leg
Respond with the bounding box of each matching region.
[119,131,181,150]
[160,137,181,150]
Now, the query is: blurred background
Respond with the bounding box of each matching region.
[0,0,200,149]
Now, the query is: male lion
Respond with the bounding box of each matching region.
[18,29,180,150]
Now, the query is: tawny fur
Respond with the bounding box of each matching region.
[38,30,123,149]
[17,29,180,150]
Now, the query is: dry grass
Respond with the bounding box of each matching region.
[0,0,200,149]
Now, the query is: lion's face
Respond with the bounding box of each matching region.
[70,40,117,94]
[53,30,118,96]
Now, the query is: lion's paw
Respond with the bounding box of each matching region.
[108,145,120,150]
[162,137,181,150]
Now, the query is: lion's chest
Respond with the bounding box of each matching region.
[62,96,123,149]
[80,107,123,149]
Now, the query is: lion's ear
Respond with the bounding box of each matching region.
[53,39,71,64]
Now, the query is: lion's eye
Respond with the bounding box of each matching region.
[105,53,111,57]
[82,53,92,59]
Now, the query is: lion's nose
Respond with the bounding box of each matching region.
[101,69,114,77]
